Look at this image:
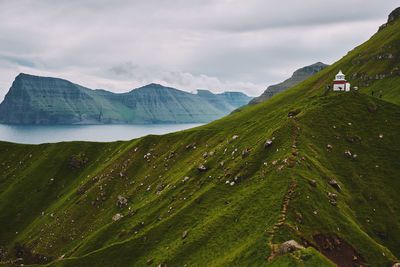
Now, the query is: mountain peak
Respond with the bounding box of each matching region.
[378,7,400,31]
[388,7,400,23]
[248,62,329,106]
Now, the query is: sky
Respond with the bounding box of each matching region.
[0,0,398,100]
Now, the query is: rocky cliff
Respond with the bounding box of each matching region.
[0,75,251,124]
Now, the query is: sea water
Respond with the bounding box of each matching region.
[0,123,203,144]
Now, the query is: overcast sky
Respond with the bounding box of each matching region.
[0,1,398,100]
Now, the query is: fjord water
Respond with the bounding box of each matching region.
[0,123,203,144]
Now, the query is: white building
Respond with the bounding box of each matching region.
[333,70,350,91]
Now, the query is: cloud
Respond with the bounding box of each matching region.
[0,0,398,101]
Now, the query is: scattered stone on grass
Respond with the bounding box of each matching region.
[276,240,304,256]
[112,213,123,221]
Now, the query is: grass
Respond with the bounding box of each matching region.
[0,12,400,267]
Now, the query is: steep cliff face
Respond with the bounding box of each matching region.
[248,62,329,106]
[0,75,251,124]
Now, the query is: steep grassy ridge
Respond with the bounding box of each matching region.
[0,8,400,267]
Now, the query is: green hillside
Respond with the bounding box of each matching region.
[1,7,400,267]
[0,77,251,124]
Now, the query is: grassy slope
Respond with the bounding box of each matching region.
[0,14,400,267]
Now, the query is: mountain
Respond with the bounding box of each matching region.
[0,75,251,124]
[248,62,329,106]
[1,7,400,267]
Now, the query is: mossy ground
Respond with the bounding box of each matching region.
[1,13,400,267]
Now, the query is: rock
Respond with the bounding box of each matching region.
[168,151,175,159]
[220,161,224,168]
[379,133,383,139]
[241,148,249,158]
[346,136,361,143]
[232,135,239,140]
[367,104,377,112]
[156,184,164,192]
[272,160,278,166]
[327,144,333,151]
[144,153,151,160]
[182,176,189,183]
[352,154,358,159]
[197,164,207,172]
[344,150,352,158]
[209,151,215,156]
[230,181,235,186]
[146,258,153,265]
[309,180,317,187]
[112,213,123,221]
[203,152,208,158]
[264,140,273,148]
[328,179,342,192]
[328,192,337,200]
[276,240,304,256]
[117,195,128,207]
[392,263,400,267]
[288,109,301,117]
[186,143,197,149]
[146,185,151,192]
[329,200,337,206]
[182,230,188,239]
[119,172,125,178]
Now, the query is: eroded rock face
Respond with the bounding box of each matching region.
[314,234,366,267]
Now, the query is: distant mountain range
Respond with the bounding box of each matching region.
[0,74,251,124]
[249,62,329,106]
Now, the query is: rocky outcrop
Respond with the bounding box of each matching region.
[378,7,400,31]
[248,62,329,106]
[0,74,251,124]
[276,240,304,256]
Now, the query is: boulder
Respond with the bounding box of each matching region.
[182,176,189,183]
[288,109,301,117]
[327,144,333,151]
[276,240,304,256]
[112,213,123,221]
[198,164,207,172]
[168,151,175,159]
[182,230,188,239]
[232,135,239,140]
[328,192,337,200]
[392,263,400,267]
[117,195,128,208]
[264,140,273,148]
[241,148,249,158]
[186,143,197,149]
[344,150,352,158]
[328,179,342,192]
[309,180,317,187]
